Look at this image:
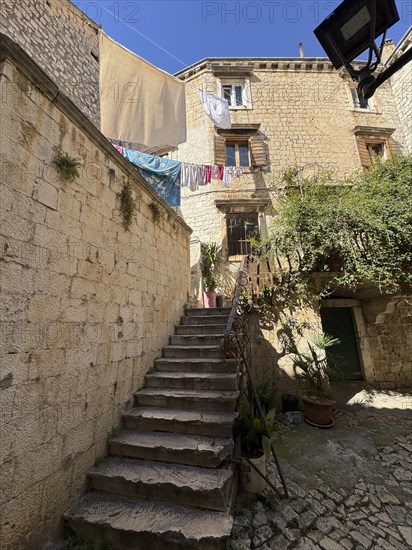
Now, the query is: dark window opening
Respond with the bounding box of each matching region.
[227,213,259,256]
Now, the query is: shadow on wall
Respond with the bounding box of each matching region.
[248,309,323,401]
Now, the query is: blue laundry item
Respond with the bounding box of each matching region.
[123,148,181,207]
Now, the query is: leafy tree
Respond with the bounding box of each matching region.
[267,156,412,297]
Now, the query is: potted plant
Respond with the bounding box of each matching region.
[237,382,277,493]
[200,242,222,308]
[288,333,343,428]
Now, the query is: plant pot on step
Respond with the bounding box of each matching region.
[240,453,267,493]
[203,290,217,308]
[302,395,336,428]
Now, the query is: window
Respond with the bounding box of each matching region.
[353,126,399,169]
[226,141,250,167]
[219,79,252,109]
[222,83,244,107]
[351,88,374,110]
[366,142,385,160]
[226,213,259,256]
[214,126,268,169]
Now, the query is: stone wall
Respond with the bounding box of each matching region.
[361,297,412,389]
[389,29,412,155]
[0,0,100,126]
[0,39,191,549]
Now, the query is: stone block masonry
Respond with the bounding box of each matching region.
[0,0,100,126]
[0,36,191,549]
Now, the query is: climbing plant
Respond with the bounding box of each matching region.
[120,181,136,231]
[265,155,412,298]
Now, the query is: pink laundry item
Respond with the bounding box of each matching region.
[205,165,212,184]
[216,166,224,180]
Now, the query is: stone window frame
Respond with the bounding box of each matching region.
[353,126,399,169]
[215,199,270,261]
[218,78,252,110]
[349,87,376,111]
[214,124,269,171]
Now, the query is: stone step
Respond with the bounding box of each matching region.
[154,357,238,374]
[185,307,232,317]
[180,315,230,326]
[135,388,239,412]
[123,407,237,437]
[170,334,225,346]
[176,324,227,335]
[110,430,233,468]
[145,371,238,391]
[163,345,224,359]
[64,492,233,550]
[88,457,233,512]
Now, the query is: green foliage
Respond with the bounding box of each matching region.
[53,149,81,182]
[120,181,136,231]
[269,156,412,297]
[201,242,222,291]
[148,202,161,223]
[288,332,345,400]
[237,380,277,459]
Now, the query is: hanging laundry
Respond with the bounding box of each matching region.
[122,148,181,207]
[235,167,243,178]
[205,165,212,184]
[223,166,233,187]
[197,90,231,130]
[216,166,224,181]
[196,165,206,186]
[113,144,124,155]
[188,164,198,191]
[180,162,190,187]
[100,32,186,151]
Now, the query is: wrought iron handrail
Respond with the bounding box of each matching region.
[224,254,289,498]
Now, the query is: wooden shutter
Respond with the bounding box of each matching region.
[357,138,371,169]
[214,133,226,165]
[250,133,268,168]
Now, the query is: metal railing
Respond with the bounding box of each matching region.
[224,254,289,498]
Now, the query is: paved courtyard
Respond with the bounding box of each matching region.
[230,385,412,550]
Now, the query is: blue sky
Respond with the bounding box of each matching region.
[75,1,411,74]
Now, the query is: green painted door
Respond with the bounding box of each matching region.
[320,307,363,380]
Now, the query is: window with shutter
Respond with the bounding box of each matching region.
[215,128,268,169]
[353,126,396,169]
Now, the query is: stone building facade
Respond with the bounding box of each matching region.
[0,0,101,126]
[173,54,411,389]
[0,34,191,548]
[387,28,412,154]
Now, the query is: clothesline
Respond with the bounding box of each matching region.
[113,144,244,192]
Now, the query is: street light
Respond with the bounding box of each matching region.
[314,0,412,105]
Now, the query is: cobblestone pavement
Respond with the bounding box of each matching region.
[230,390,412,550]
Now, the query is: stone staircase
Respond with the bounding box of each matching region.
[64,307,239,550]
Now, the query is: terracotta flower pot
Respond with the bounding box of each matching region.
[240,453,267,493]
[302,395,336,428]
[203,290,217,308]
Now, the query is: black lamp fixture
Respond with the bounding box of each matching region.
[314,0,412,106]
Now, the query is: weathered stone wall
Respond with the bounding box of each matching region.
[0,44,191,549]
[174,59,406,296]
[361,297,412,389]
[389,29,412,154]
[0,0,100,126]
